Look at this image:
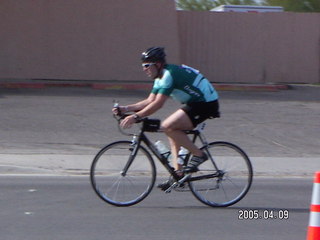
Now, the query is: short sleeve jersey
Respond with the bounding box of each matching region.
[151,64,218,104]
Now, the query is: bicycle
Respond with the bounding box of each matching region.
[90,110,253,207]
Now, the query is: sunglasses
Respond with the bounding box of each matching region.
[142,63,156,68]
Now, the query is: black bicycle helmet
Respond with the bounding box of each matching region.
[141,47,166,63]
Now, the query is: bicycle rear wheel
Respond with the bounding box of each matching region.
[90,141,156,207]
[188,141,253,207]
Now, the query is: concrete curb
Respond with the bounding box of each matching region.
[0,80,290,92]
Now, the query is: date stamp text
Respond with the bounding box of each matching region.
[238,209,289,220]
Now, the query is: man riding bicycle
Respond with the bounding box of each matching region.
[113,47,220,190]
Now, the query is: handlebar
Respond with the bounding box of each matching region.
[112,102,161,135]
[114,112,161,133]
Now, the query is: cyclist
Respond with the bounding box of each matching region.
[113,47,220,190]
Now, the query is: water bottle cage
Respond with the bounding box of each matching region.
[161,152,171,160]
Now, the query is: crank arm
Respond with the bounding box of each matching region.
[164,174,191,193]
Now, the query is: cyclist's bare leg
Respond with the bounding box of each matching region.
[161,109,204,172]
[167,137,182,173]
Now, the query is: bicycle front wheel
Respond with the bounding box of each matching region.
[188,141,253,207]
[90,141,156,207]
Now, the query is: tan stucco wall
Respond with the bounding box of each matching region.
[178,11,320,83]
[0,0,180,81]
[1,1,319,83]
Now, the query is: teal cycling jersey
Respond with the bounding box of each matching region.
[151,64,218,104]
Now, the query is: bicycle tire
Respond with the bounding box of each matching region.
[188,141,253,207]
[90,140,156,207]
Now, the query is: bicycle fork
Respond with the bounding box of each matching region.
[120,135,139,177]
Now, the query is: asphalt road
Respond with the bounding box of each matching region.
[0,176,312,240]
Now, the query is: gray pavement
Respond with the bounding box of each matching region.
[0,81,319,177]
[0,176,312,240]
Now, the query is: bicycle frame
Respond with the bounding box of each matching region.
[91,114,253,207]
[122,122,221,184]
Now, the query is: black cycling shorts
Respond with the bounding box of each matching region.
[181,100,220,127]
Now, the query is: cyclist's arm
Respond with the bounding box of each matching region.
[125,93,156,112]
[119,93,168,129]
[135,93,169,118]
